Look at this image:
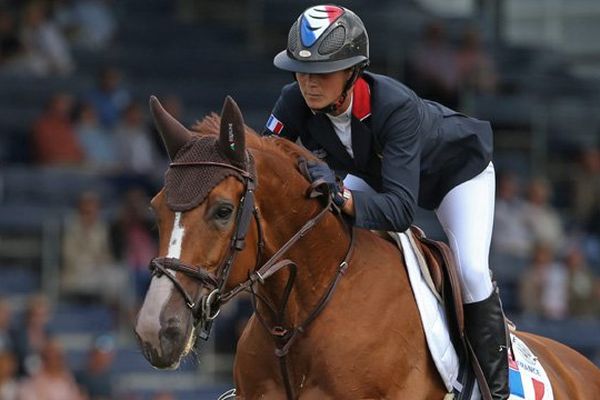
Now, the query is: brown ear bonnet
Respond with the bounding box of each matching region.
[164,136,254,212]
[150,95,254,212]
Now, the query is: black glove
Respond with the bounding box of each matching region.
[306,161,346,207]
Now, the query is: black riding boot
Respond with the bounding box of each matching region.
[464,290,510,400]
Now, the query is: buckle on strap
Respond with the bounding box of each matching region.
[270,326,288,337]
[202,289,221,321]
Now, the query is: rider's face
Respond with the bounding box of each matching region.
[296,69,352,114]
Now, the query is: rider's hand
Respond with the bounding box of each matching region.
[306,161,347,208]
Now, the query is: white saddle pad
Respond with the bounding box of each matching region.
[393,231,462,393]
[393,230,554,400]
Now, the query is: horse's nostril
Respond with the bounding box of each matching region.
[162,326,183,343]
[166,317,181,327]
[142,342,153,360]
[137,340,160,365]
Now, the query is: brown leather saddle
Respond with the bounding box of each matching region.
[408,225,465,334]
[404,225,499,400]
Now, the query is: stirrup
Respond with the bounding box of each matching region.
[217,388,236,399]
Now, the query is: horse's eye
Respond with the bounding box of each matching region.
[214,205,234,220]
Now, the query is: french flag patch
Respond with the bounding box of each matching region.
[266,114,284,135]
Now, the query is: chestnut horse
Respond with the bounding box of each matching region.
[134,96,600,399]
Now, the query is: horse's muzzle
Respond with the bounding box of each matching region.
[135,314,190,370]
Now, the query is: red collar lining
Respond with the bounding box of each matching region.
[352,77,371,121]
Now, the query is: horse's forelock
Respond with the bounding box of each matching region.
[190,114,317,165]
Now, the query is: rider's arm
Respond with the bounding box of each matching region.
[262,83,301,141]
[349,100,422,232]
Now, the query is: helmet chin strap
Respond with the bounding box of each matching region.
[312,65,365,115]
[313,71,354,114]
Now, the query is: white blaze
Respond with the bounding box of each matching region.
[167,212,185,259]
[136,212,185,349]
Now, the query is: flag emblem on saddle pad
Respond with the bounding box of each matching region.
[266,114,284,135]
[300,5,344,47]
[507,334,551,400]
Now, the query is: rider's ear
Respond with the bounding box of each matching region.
[149,95,192,160]
[218,96,246,167]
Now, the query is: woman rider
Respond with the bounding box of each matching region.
[263,5,508,399]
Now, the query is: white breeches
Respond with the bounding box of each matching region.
[344,162,496,304]
[434,162,495,304]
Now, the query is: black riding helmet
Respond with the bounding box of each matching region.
[274,5,370,113]
[274,5,369,74]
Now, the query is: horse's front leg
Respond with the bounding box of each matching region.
[234,316,289,399]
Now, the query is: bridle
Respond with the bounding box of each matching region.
[148,157,354,399]
[149,160,260,339]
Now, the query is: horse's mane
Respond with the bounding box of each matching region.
[190,114,318,163]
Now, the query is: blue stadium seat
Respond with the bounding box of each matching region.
[0,266,40,294]
[50,302,115,334]
[113,346,199,373]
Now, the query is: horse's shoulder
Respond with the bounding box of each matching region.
[357,229,401,253]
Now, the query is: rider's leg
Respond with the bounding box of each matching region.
[435,162,509,400]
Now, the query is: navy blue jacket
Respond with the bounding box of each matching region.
[263,72,493,231]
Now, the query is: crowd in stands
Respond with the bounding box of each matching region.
[0,1,599,397]
[0,293,182,399]
[491,150,600,321]
[407,21,497,110]
[0,0,115,77]
[30,66,166,177]
[403,21,600,323]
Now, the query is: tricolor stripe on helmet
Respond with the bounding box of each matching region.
[300,5,344,48]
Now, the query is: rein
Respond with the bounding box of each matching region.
[148,159,355,399]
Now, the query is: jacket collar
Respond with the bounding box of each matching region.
[352,77,371,121]
[308,76,373,171]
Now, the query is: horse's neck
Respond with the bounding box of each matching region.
[257,208,351,326]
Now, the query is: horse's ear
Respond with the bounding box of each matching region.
[149,95,192,160]
[218,96,245,166]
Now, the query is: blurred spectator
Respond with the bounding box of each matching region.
[456,27,497,95]
[74,101,118,170]
[110,188,157,303]
[18,339,84,400]
[572,147,600,228]
[564,244,597,318]
[522,177,565,252]
[0,8,20,59]
[520,243,569,320]
[32,92,84,166]
[0,8,28,74]
[0,347,18,400]
[54,0,117,50]
[115,102,159,174]
[85,66,131,128]
[492,171,531,262]
[61,191,131,319]
[0,298,13,351]
[19,0,75,76]
[11,294,52,377]
[75,334,116,400]
[408,21,459,108]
